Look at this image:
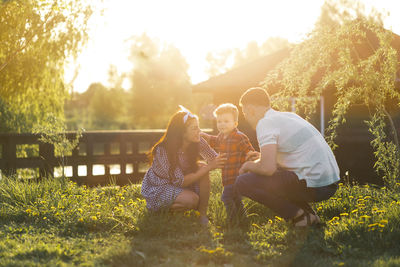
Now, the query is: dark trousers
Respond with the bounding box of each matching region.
[234,170,337,220]
[221,184,245,221]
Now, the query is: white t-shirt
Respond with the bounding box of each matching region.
[256,108,340,187]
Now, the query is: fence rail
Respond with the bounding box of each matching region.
[0,130,166,186]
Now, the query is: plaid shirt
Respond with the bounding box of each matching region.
[209,129,254,186]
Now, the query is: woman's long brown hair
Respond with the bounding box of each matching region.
[148,111,199,182]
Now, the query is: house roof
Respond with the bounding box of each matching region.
[192,47,291,93]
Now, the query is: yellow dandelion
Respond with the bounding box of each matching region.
[43,217,47,220]
[351,209,358,214]
[194,211,200,217]
[275,216,283,222]
[364,196,371,200]
[360,215,371,219]
[378,224,385,228]
[340,213,349,217]
[368,223,378,228]
[349,196,354,199]
[380,219,388,224]
[78,218,84,222]
[91,216,97,221]
[317,207,322,211]
[358,221,364,224]
[78,208,83,213]
[25,208,32,213]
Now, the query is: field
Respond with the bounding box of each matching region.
[0,172,399,267]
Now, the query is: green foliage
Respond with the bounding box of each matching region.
[127,34,192,129]
[0,173,399,266]
[32,114,83,174]
[264,14,400,188]
[366,112,400,190]
[0,0,97,133]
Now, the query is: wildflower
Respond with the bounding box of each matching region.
[78,218,84,222]
[340,213,349,217]
[43,217,47,220]
[360,215,371,219]
[364,196,371,200]
[78,208,83,213]
[368,223,378,228]
[317,206,322,211]
[275,216,283,222]
[380,219,388,224]
[194,211,200,217]
[351,209,358,214]
[91,216,97,221]
[349,196,354,199]
[25,208,32,214]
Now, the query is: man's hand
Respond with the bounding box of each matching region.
[239,161,252,175]
[245,151,260,161]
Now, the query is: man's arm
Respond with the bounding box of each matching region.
[239,144,277,176]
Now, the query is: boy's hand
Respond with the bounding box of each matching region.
[208,153,227,170]
[246,151,260,161]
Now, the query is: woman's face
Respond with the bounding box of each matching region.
[183,118,200,143]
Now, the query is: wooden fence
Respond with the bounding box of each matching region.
[0,130,166,186]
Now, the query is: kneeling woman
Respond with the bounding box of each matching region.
[141,107,226,224]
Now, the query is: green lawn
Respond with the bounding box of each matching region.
[0,172,399,266]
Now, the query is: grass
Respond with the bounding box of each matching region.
[0,172,399,266]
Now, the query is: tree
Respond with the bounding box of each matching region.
[264,3,399,189]
[0,0,97,133]
[126,34,192,128]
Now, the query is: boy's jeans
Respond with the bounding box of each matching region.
[234,170,338,220]
[221,184,246,222]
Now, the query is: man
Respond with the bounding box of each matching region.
[236,87,340,226]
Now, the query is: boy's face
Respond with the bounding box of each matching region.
[216,113,237,135]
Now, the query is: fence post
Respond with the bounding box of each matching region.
[3,135,16,177]
[39,142,55,178]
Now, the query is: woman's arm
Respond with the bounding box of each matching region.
[182,153,226,187]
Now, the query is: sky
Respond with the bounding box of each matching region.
[64,0,400,93]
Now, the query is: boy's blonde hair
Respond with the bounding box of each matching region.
[213,103,239,122]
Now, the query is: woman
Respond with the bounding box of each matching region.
[141,106,226,225]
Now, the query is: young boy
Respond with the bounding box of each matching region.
[202,103,254,223]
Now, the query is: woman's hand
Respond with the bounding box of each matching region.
[207,153,227,170]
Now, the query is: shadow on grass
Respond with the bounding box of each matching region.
[102,210,216,267]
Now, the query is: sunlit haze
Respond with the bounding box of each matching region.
[65,0,400,93]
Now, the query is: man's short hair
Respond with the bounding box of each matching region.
[239,87,271,107]
[213,103,239,122]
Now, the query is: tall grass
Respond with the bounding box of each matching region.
[0,172,399,266]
